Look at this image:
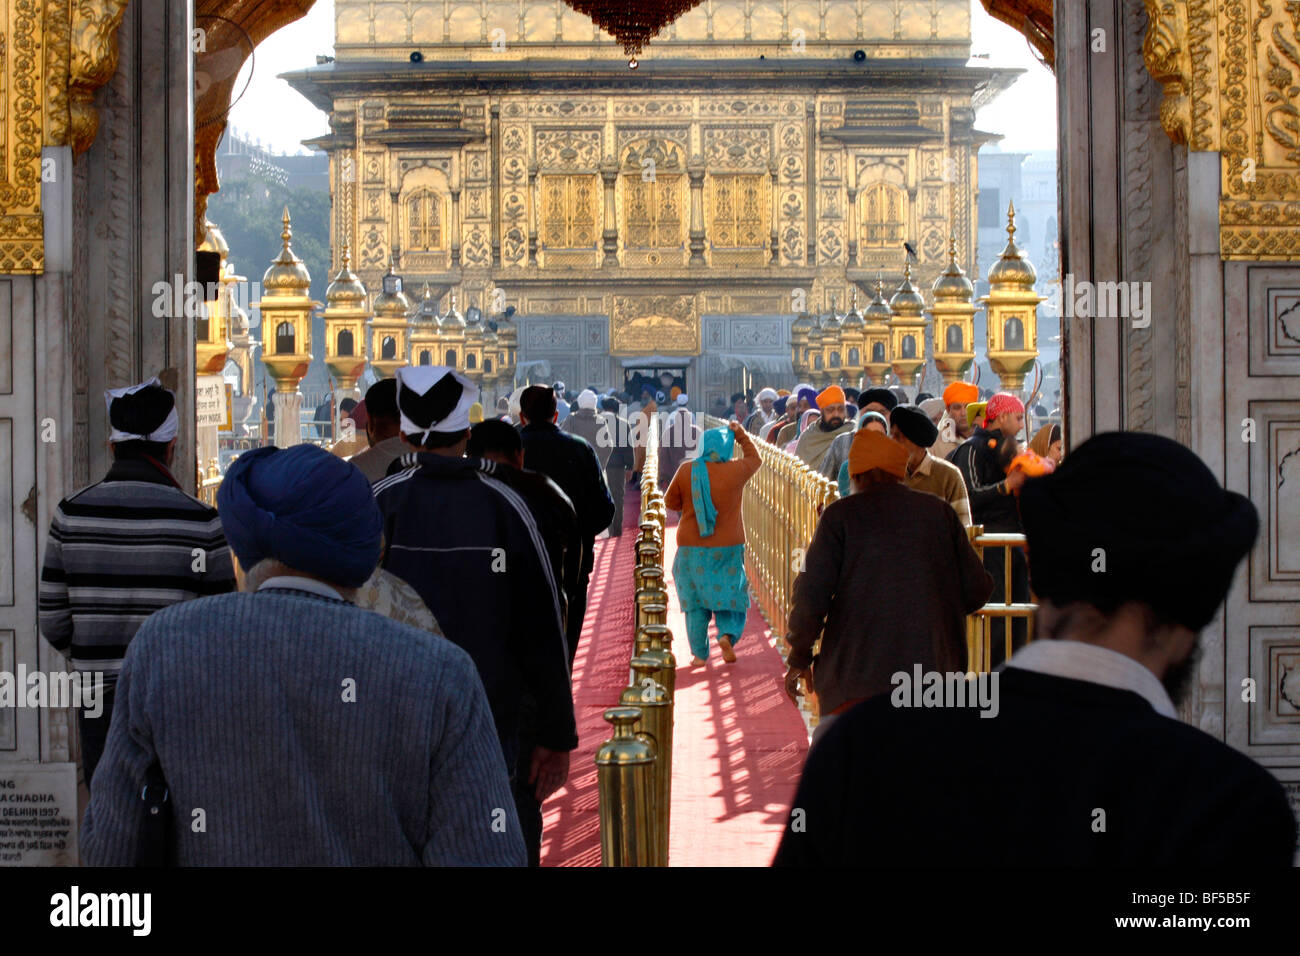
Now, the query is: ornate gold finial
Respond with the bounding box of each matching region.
[903,260,913,282]
[281,206,292,245]
[341,237,352,271]
[1006,201,1017,242]
[875,273,884,297]
[948,234,959,262]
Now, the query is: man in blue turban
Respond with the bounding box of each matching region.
[81,442,524,866]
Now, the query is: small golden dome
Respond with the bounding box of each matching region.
[261,207,312,296]
[932,236,974,301]
[371,260,413,317]
[864,276,893,326]
[791,311,817,332]
[889,262,926,316]
[841,289,866,330]
[440,289,466,329]
[325,240,367,306]
[411,282,441,325]
[200,218,230,259]
[988,202,1038,287]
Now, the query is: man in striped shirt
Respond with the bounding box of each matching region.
[38,379,235,783]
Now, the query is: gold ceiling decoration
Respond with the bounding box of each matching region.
[561,0,707,57]
[979,0,1054,70]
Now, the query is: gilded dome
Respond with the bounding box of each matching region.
[411,282,441,325]
[440,290,466,329]
[261,207,312,295]
[889,263,926,316]
[371,261,413,318]
[200,219,230,259]
[932,236,974,301]
[864,277,893,326]
[987,202,1038,287]
[791,311,817,332]
[324,241,367,306]
[840,290,866,330]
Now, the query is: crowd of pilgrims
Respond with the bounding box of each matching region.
[34,369,1296,866]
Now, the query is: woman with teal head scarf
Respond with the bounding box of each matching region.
[663,421,762,666]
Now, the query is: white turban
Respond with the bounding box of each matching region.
[105,377,179,443]
[676,393,689,406]
[395,366,478,444]
[577,389,599,411]
[756,388,778,403]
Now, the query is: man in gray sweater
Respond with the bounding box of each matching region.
[81,444,524,866]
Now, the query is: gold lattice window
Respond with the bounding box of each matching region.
[623,174,684,249]
[863,183,905,247]
[405,190,444,251]
[540,174,599,248]
[710,174,766,248]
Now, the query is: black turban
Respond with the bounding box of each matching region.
[890,404,938,448]
[1018,432,1258,632]
[108,385,175,440]
[861,387,898,411]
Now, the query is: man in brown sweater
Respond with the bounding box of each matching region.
[784,430,993,738]
[891,404,972,526]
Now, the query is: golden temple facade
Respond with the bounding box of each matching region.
[284,0,1018,403]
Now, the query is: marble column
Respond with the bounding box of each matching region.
[687,157,706,266]
[273,389,304,449]
[600,159,620,267]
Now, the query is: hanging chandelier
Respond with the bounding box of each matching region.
[561,0,707,59]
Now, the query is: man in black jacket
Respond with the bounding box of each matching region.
[949,392,1027,664]
[775,431,1297,867]
[467,418,582,865]
[375,367,577,821]
[517,385,616,666]
[600,396,635,536]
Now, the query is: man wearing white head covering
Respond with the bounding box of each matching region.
[373,366,577,865]
[744,387,780,434]
[39,378,236,784]
[659,394,700,487]
[561,388,612,470]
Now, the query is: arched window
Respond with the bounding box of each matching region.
[871,341,886,363]
[275,321,295,353]
[848,347,860,366]
[381,336,397,360]
[814,354,824,371]
[484,357,493,372]
[902,335,916,359]
[337,329,354,356]
[419,350,432,366]
[863,183,905,248]
[406,189,445,251]
[1004,316,1025,350]
[625,172,684,249]
[945,324,963,351]
[466,353,477,370]
[830,351,841,368]
[445,349,457,367]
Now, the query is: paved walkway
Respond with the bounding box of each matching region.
[541,492,809,866]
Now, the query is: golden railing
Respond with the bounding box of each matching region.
[596,412,676,866]
[698,415,1036,716]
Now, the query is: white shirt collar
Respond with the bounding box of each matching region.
[258,575,347,603]
[1007,640,1178,718]
[908,452,935,477]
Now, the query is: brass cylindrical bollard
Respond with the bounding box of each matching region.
[635,584,669,626]
[636,539,663,567]
[620,659,672,867]
[639,625,678,704]
[634,563,665,593]
[638,520,661,542]
[595,707,657,867]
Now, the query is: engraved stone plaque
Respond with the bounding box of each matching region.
[0,764,79,866]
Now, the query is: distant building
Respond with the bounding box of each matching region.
[216,127,330,194]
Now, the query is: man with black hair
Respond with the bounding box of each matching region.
[776,432,1297,867]
[600,396,634,535]
[349,378,406,483]
[467,418,582,865]
[518,385,615,664]
[375,367,577,832]
[39,378,236,783]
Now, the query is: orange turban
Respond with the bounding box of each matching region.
[848,429,909,479]
[943,381,979,406]
[817,385,847,408]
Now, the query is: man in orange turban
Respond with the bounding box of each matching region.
[933,380,980,460]
[783,423,992,743]
[793,384,854,468]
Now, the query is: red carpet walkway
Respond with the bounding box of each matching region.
[541,489,810,866]
[540,490,640,866]
[661,511,809,866]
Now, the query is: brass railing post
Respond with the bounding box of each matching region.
[595,706,656,867]
[619,658,672,866]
